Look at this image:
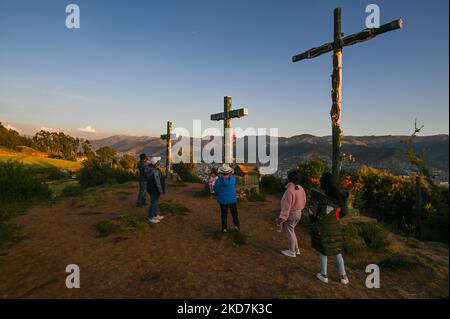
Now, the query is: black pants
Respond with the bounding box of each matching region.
[220,204,240,230]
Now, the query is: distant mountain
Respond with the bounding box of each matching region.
[90,134,449,182]
[91,135,166,157]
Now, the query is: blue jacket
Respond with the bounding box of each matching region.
[213,175,237,205]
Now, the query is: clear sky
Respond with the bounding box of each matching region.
[0,0,448,138]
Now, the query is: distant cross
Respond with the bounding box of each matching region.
[292,8,403,181]
[210,96,248,164]
[160,121,176,176]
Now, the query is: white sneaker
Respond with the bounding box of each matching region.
[281,250,296,258]
[296,248,301,255]
[148,218,160,224]
[156,215,164,220]
[340,275,349,285]
[316,273,329,284]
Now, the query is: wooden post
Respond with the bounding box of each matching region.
[224,96,233,165]
[210,97,248,165]
[292,8,402,183]
[166,121,172,177]
[331,7,343,182]
[415,176,423,240]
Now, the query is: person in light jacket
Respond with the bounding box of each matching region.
[213,164,240,233]
[277,170,307,257]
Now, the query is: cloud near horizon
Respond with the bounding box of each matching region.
[77,125,96,133]
[5,124,19,132]
[40,126,56,132]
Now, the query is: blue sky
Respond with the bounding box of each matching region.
[0,0,448,138]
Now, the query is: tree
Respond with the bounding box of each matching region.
[80,140,95,159]
[0,122,32,150]
[96,146,117,167]
[120,154,138,172]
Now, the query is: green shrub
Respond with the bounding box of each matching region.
[343,222,389,256]
[96,221,121,237]
[159,202,190,215]
[0,160,52,203]
[119,214,149,229]
[61,184,84,197]
[260,175,284,194]
[343,223,367,256]
[353,167,448,241]
[358,223,389,251]
[172,161,202,183]
[298,159,331,192]
[212,230,247,247]
[79,158,136,188]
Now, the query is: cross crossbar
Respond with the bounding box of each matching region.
[292,19,403,62]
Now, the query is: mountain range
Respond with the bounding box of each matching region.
[91,134,449,182]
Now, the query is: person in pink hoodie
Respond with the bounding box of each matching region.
[277,170,307,257]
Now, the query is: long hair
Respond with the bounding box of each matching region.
[320,172,346,207]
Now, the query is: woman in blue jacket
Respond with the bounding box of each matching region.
[213,164,240,233]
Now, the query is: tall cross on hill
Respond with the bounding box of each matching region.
[292,8,403,181]
[160,121,176,176]
[210,96,248,165]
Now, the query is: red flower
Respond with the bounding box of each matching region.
[342,177,353,190]
[311,178,320,186]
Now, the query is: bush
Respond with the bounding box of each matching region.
[159,202,190,215]
[172,161,202,183]
[353,167,448,239]
[260,175,284,194]
[343,222,389,256]
[79,158,136,188]
[359,223,389,251]
[297,159,331,192]
[238,188,266,202]
[0,160,52,203]
[343,223,367,256]
[61,184,84,197]
[96,221,121,237]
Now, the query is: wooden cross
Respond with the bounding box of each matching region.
[160,121,176,176]
[292,8,403,181]
[210,96,248,164]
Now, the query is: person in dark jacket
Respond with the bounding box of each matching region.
[146,156,166,224]
[213,164,240,233]
[136,153,149,207]
[308,172,349,285]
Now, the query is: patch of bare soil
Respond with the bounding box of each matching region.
[0,182,448,298]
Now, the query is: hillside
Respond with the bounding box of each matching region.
[0,181,447,298]
[0,146,82,171]
[91,134,449,181]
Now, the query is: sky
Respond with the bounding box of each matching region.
[0,0,448,139]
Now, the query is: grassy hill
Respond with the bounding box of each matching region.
[0,146,82,171]
[0,181,447,298]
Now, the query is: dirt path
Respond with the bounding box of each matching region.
[0,182,448,298]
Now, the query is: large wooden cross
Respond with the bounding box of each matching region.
[292,8,403,181]
[160,121,176,176]
[210,96,248,164]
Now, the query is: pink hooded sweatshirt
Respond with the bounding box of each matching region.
[279,182,307,221]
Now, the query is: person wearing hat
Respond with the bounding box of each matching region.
[276,170,307,257]
[213,164,240,233]
[145,156,166,224]
[136,153,149,207]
